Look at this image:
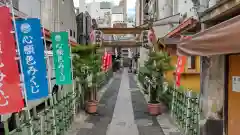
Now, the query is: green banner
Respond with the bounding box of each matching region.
[51,32,72,84]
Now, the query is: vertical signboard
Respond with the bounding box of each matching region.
[106,53,112,70]
[102,52,108,72]
[51,32,72,84]
[0,7,24,114]
[15,18,49,100]
[175,56,187,87]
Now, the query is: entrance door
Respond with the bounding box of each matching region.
[228,55,240,135]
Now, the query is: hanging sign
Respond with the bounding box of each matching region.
[90,29,95,43]
[175,56,187,87]
[16,18,49,100]
[176,56,187,74]
[51,32,72,85]
[232,76,240,92]
[106,53,112,70]
[0,7,24,114]
[102,52,109,72]
[176,35,191,87]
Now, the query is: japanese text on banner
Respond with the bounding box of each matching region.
[51,32,72,85]
[0,7,24,114]
[16,18,49,101]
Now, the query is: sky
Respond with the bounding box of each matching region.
[73,0,136,15]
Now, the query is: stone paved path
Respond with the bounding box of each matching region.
[129,74,164,135]
[76,69,164,135]
[106,69,139,135]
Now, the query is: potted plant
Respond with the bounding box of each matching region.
[144,51,174,115]
[72,45,101,113]
[85,51,101,113]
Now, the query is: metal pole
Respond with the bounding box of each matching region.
[68,29,76,117]
[7,0,33,134]
[57,0,60,32]
[41,20,57,135]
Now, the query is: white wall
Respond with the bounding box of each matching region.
[178,0,197,19]
[86,2,100,19]
[50,0,77,40]
[208,0,221,7]
[19,0,41,18]
[157,0,172,19]
[135,0,140,26]
[39,0,53,30]
[111,13,124,26]
[86,2,112,28]
[78,0,87,12]
[87,2,111,19]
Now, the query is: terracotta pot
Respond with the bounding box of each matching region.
[86,100,98,114]
[148,103,161,116]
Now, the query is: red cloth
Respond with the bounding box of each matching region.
[175,56,186,87]
[0,7,24,114]
[102,52,108,72]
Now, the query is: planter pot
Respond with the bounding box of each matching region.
[86,100,98,114]
[148,103,161,116]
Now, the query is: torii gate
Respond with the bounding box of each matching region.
[96,27,149,48]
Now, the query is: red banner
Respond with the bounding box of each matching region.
[101,52,107,72]
[175,56,187,87]
[0,7,24,114]
[106,53,111,70]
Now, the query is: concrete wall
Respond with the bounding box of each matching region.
[39,0,53,30]
[111,14,124,25]
[156,0,197,20]
[19,0,41,18]
[86,2,112,28]
[157,0,173,19]
[201,55,224,119]
[78,0,87,13]
[208,0,221,7]
[118,0,127,21]
[178,0,198,20]
[87,2,112,20]
[30,0,77,41]
[86,2,100,19]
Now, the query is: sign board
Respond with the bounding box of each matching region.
[16,18,49,100]
[51,32,72,85]
[0,7,24,114]
[232,76,240,92]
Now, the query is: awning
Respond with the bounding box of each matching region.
[178,14,240,56]
[158,38,179,55]
[166,17,198,38]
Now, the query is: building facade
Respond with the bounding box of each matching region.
[86,1,112,26]
[118,0,127,22]
[177,1,239,135]
[76,12,92,45]
[135,0,202,92]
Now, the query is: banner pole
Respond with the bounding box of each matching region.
[67,30,76,117]
[7,0,33,135]
[41,26,57,135]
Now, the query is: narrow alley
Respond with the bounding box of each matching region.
[70,69,165,135]
[2,0,238,135]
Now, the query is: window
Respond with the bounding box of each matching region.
[69,30,72,37]
[187,56,196,69]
